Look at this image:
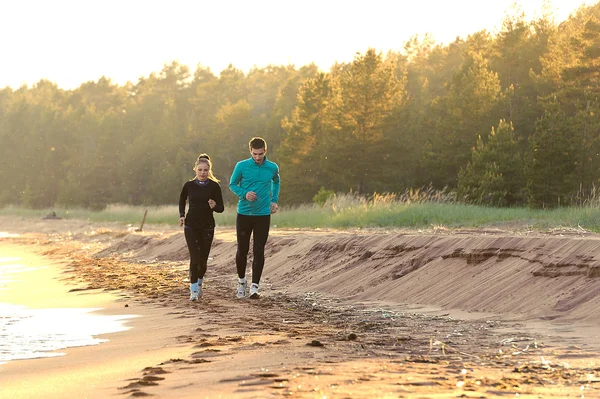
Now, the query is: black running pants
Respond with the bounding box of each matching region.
[184,226,214,284]
[235,214,271,284]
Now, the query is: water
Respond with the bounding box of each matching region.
[0,303,135,364]
[0,239,137,365]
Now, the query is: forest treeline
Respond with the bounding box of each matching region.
[2,3,600,210]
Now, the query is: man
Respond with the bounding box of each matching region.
[229,137,280,299]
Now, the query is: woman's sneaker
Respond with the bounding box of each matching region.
[190,282,200,301]
[236,279,247,298]
[249,283,260,299]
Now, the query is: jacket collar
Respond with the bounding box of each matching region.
[248,155,268,165]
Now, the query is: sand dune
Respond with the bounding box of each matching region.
[96,227,600,325]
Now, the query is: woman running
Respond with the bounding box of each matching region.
[179,154,224,300]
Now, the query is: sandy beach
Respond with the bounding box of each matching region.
[1,215,599,398]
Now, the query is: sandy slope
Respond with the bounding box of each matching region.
[1,216,599,398]
[94,224,600,326]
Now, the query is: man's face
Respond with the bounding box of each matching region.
[251,147,266,164]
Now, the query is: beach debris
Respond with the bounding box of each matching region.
[307,340,324,347]
[136,209,148,232]
[128,209,148,232]
[500,336,535,345]
[42,211,61,220]
[348,333,358,340]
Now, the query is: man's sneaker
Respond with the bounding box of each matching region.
[190,290,199,301]
[249,283,260,299]
[236,279,247,298]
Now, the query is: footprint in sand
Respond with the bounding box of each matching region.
[191,348,224,358]
[142,366,170,375]
[119,374,166,397]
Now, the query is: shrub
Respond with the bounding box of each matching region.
[312,187,336,206]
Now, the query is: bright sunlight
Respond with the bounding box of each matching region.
[0,0,593,89]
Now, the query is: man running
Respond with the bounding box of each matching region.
[229,137,280,299]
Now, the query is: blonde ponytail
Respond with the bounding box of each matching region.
[194,154,220,182]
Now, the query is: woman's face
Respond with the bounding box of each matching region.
[195,162,209,181]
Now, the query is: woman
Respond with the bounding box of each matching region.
[179,154,224,301]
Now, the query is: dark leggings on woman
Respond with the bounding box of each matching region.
[184,226,215,284]
[235,214,270,284]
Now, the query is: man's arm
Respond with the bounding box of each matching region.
[271,165,280,204]
[229,162,247,199]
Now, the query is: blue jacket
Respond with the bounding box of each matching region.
[229,156,280,216]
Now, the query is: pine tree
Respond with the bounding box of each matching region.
[279,73,334,204]
[527,105,578,207]
[333,49,404,193]
[458,120,525,206]
[425,54,503,187]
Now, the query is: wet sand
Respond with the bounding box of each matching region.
[0,243,200,398]
[0,215,599,398]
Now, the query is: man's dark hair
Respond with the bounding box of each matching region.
[249,137,267,151]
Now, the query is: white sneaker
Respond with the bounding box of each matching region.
[236,279,247,298]
[249,283,260,299]
[190,282,200,301]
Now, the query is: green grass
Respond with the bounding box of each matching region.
[2,199,600,232]
[0,204,195,227]
[275,201,600,231]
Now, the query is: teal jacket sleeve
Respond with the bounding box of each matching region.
[229,162,246,199]
[271,164,280,204]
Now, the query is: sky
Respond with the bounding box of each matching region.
[0,0,595,90]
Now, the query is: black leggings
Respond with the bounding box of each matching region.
[236,214,270,284]
[184,226,215,284]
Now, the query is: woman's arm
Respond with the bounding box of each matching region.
[178,183,188,218]
[212,183,225,213]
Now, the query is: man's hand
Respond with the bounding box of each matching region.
[245,191,257,201]
[270,202,278,214]
[208,199,216,209]
[178,217,185,227]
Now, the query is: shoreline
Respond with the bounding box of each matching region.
[1,217,599,398]
[0,242,200,399]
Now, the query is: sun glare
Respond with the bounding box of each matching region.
[0,0,595,89]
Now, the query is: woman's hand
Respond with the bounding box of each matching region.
[178,217,185,227]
